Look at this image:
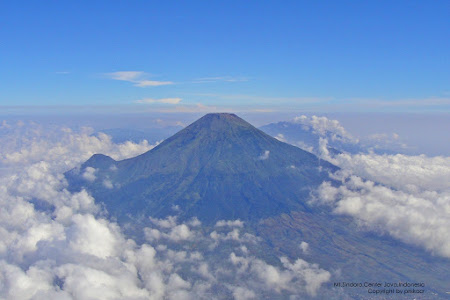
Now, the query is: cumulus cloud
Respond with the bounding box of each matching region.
[229,253,330,296]
[314,123,450,258]
[300,241,309,254]
[102,179,114,189]
[215,220,244,228]
[105,71,173,87]
[0,121,331,299]
[82,167,97,182]
[145,218,195,243]
[316,175,450,258]
[293,115,356,143]
[0,126,154,169]
[323,151,450,193]
[258,150,270,160]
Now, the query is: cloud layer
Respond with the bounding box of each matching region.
[315,132,450,258]
[0,121,331,299]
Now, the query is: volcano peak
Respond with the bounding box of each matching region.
[66,113,337,223]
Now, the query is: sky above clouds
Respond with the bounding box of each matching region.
[0,1,449,113]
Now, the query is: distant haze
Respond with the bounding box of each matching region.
[1,111,448,156]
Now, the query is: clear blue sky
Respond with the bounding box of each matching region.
[1,1,449,112]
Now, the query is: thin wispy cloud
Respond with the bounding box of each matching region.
[134,98,182,104]
[105,71,174,87]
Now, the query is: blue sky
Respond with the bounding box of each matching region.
[1,1,449,112]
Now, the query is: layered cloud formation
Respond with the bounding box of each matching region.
[315,130,450,258]
[0,121,330,299]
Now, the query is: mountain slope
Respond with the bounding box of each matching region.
[66,113,337,223]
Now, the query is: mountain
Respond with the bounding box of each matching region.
[66,113,337,223]
[66,113,450,298]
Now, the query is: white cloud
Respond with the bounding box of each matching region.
[102,179,114,189]
[82,167,97,182]
[316,175,450,258]
[134,80,174,87]
[314,130,450,258]
[325,152,450,193]
[293,115,357,143]
[232,286,256,300]
[274,133,286,142]
[215,220,244,228]
[135,97,182,104]
[107,71,143,81]
[230,253,331,296]
[68,214,122,258]
[149,216,178,229]
[258,150,270,160]
[105,71,173,87]
[299,241,309,254]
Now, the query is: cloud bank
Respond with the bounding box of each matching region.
[0,121,331,299]
[315,130,450,258]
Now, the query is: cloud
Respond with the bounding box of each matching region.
[316,175,450,258]
[105,71,173,87]
[293,115,356,143]
[102,179,114,189]
[313,126,450,258]
[365,132,409,152]
[232,286,256,300]
[107,71,143,81]
[299,241,309,254]
[145,220,195,242]
[82,167,97,182]
[274,133,286,142]
[215,220,244,228]
[229,253,331,296]
[324,152,450,193]
[134,98,182,105]
[258,150,270,160]
[0,126,154,169]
